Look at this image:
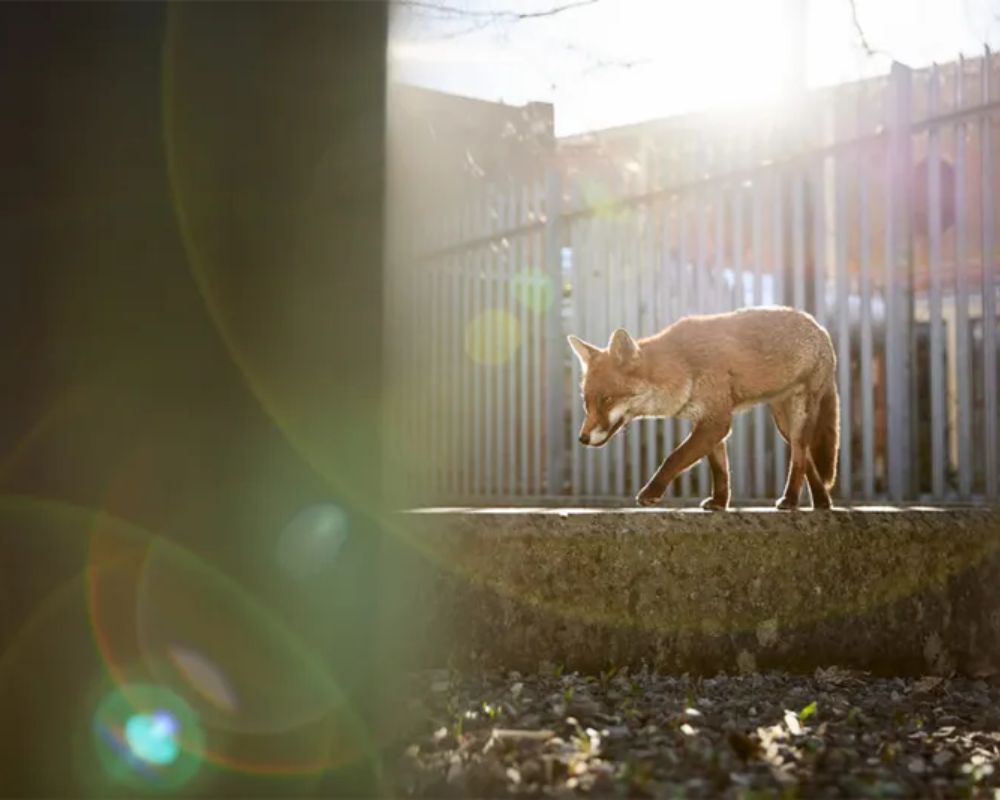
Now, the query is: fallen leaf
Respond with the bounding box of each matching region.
[913,676,943,694]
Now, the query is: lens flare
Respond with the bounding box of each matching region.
[93,683,204,791]
[135,540,349,736]
[579,176,619,219]
[167,644,238,714]
[276,504,349,581]
[125,710,180,765]
[511,269,555,313]
[464,309,521,366]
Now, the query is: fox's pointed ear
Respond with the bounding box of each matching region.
[608,328,639,366]
[567,335,599,370]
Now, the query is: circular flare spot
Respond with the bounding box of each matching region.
[125,710,180,765]
[512,269,555,313]
[93,683,204,791]
[464,309,521,366]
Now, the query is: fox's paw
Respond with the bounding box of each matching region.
[700,497,728,512]
[775,496,800,511]
[811,491,833,510]
[636,485,664,507]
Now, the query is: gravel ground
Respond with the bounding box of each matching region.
[394,666,1000,799]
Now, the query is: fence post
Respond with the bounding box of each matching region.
[886,62,914,501]
[981,46,998,502]
[545,167,566,496]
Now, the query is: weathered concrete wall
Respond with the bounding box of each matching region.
[385,507,1000,677]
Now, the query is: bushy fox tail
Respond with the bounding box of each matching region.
[812,380,840,488]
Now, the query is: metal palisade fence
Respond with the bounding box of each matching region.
[387,53,1000,506]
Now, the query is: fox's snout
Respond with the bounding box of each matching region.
[577,420,613,447]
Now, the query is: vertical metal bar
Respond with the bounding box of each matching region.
[470,198,483,497]
[456,222,466,500]
[403,224,415,493]
[451,208,472,502]
[858,96,875,499]
[603,219,614,498]
[497,189,509,497]
[568,187,582,497]
[732,151,748,499]
[592,226,603,500]
[752,178,764,304]
[452,215,463,499]
[835,135,853,500]
[886,62,913,501]
[411,234,423,498]
[793,170,806,310]
[441,214,453,500]
[450,213,462,499]
[677,193,693,498]
[429,257,440,498]
[644,204,659,483]
[955,55,972,498]
[752,155,767,500]
[574,184,590,497]
[442,215,454,499]
[518,185,530,496]
[391,227,405,493]
[569,215,582,497]
[584,202,598,498]
[714,146,734,498]
[429,224,442,498]
[628,212,642,497]
[982,46,998,500]
[484,188,498,497]
[695,173,710,495]
[420,235,431,498]
[384,219,400,498]
[406,246,419,497]
[662,198,677,498]
[812,157,827,326]
[715,144,729,315]
[928,63,946,499]
[531,180,544,497]
[595,217,610,497]
[505,183,518,497]
[772,168,788,496]
[613,213,627,498]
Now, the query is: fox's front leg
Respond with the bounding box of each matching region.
[637,416,732,507]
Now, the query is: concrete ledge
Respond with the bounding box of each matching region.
[385,507,1000,677]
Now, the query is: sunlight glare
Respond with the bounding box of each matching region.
[640,0,795,111]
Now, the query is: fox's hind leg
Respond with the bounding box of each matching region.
[700,441,730,511]
[772,393,814,511]
[805,460,832,509]
[771,399,831,510]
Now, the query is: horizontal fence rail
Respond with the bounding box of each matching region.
[388,53,1000,505]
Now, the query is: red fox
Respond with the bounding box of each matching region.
[568,307,839,510]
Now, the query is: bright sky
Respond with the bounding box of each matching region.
[389,0,1000,136]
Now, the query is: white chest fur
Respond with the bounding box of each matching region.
[628,381,693,420]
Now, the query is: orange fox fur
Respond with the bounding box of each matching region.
[568,307,839,510]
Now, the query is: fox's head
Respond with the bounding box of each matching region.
[567,328,646,447]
